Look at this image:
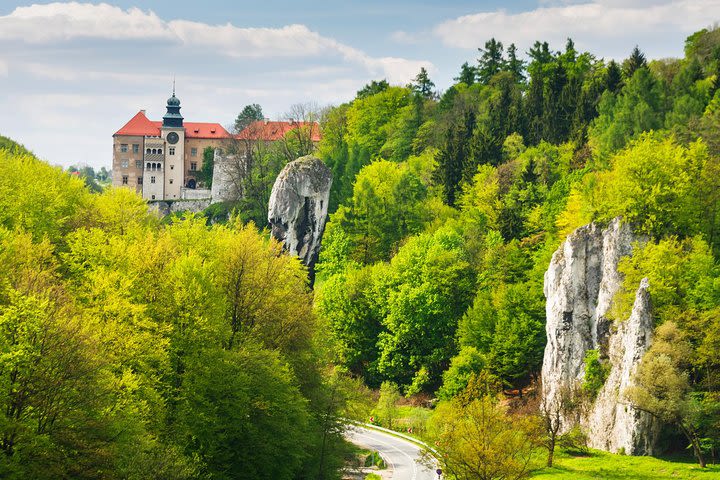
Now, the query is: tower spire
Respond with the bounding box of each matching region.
[172,76,176,96]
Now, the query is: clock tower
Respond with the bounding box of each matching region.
[161,88,185,199]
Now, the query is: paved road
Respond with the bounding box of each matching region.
[345,425,438,480]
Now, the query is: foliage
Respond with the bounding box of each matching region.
[426,394,540,480]
[581,350,609,398]
[626,322,708,467]
[0,144,350,479]
[374,382,401,430]
[234,103,264,133]
[437,346,487,400]
[586,135,706,238]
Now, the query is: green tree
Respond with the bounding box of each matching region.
[356,79,389,99]
[411,67,436,99]
[234,103,264,133]
[623,45,648,79]
[329,159,430,264]
[477,38,505,84]
[375,227,475,390]
[425,394,539,480]
[587,135,705,238]
[626,322,707,467]
[589,68,665,158]
[374,382,400,429]
[455,62,477,85]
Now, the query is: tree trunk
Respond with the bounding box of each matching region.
[547,440,555,467]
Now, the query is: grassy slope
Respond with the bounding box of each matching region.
[532,450,720,479]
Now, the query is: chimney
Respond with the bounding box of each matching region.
[140,109,146,114]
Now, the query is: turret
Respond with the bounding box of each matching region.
[162,89,183,128]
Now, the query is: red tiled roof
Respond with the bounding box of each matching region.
[114,111,231,139]
[114,110,159,136]
[235,121,321,142]
[184,122,231,139]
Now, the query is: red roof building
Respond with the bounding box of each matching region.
[235,120,321,142]
[112,94,232,201]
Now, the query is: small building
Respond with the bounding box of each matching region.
[112,92,231,201]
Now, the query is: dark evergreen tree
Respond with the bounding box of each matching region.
[356,79,389,99]
[455,62,477,85]
[470,72,525,169]
[477,38,505,84]
[525,41,554,144]
[606,60,623,93]
[234,103,264,133]
[435,98,476,206]
[411,67,436,99]
[506,43,526,83]
[622,45,648,79]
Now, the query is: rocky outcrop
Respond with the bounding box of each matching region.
[268,155,332,286]
[542,217,659,454]
[586,277,660,454]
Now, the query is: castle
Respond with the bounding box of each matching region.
[112,92,322,204]
[111,91,231,201]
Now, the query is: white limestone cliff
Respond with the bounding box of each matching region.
[268,155,332,285]
[542,217,659,454]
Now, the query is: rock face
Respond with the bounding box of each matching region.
[542,217,659,454]
[268,155,332,285]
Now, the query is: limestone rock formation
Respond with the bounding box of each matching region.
[268,155,332,285]
[542,217,659,454]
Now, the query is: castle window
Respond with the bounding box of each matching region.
[122,175,128,185]
[135,160,142,169]
[151,176,156,184]
[191,147,197,157]
[152,148,157,154]
[120,144,128,153]
[121,160,128,168]
[190,162,197,171]
[133,144,139,154]
[146,162,151,169]
[138,177,143,185]
[158,149,163,155]
[146,148,151,154]
[169,147,175,155]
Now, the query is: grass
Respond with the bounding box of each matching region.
[531,449,720,479]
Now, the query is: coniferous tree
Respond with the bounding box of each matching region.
[411,67,436,99]
[477,38,505,84]
[606,60,623,93]
[455,62,477,85]
[623,45,648,79]
[234,103,264,133]
[506,43,526,83]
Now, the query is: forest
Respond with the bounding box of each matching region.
[1,25,720,480]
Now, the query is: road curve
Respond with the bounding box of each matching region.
[345,425,438,480]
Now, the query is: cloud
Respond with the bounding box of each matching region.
[0,59,7,77]
[434,0,720,57]
[0,2,431,83]
[0,2,172,42]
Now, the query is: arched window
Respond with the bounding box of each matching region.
[146,148,151,154]
[153,148,158,154]
[158,149,163,155]
[146,162,150,169]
